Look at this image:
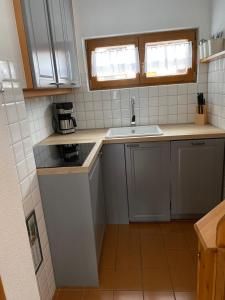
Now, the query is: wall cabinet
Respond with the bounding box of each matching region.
[125,142,171,222]
[171,139,225,219]
[13,0,80,98]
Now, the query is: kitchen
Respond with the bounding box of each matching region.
[1,0,225,300]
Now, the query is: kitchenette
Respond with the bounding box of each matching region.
[2,0,225,299]
[33,123,225,288]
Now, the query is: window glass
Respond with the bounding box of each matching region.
[91,44,139,81]
[145,40,192,77]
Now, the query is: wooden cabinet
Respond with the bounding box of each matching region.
[125,142,170,222]
[171,139,224,219]
[195,200,225,299]
[13,0,80,98]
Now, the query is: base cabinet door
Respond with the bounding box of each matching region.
[102,144,129,224]
[89,155,106,263]
[171,139,224,219]
[125,142,170,222]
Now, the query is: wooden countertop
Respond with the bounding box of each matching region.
[37,124,225,175]
[194,200,225,250]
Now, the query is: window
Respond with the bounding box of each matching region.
[86,29,197,90]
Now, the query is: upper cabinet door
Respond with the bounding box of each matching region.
[47,0,80,87]
[21,0,57,87]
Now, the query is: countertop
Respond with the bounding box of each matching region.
[37,124,225,175]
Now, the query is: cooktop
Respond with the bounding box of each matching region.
[33,143,95,168]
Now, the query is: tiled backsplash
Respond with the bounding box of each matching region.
[72,64,208,129]
[25,65,208,135]
[1,60,56,300]
[208,58,225,129]
[25,96,54,145]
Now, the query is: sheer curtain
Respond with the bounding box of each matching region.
[145,41,192,77]
[92,45,140,81]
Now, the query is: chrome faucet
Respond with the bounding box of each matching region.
[130,97,136,126]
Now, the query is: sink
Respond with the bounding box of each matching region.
[106,125,163,138]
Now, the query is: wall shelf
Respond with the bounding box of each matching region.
[23,88,73,99]
[200,50,225,63]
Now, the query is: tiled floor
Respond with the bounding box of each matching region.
[54,222,198,300]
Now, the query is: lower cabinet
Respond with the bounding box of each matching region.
[171,139,225,219]
[89,155,106,263]
[38,154,105,287]
[102,144,129,224]
[125,142,171,222]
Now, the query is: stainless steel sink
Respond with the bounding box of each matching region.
[106,125,163,138]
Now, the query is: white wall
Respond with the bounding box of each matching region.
[0,94,40,300]
[69,0,210,129]
[0,1,56,299]
[211,0,225,34]
[74,0,211,39]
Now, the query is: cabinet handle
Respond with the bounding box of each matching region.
[191,141,206,146]
[127,144,140,148]
[197,252,201,260]
[0,82,4,93]
[49,82,58,86]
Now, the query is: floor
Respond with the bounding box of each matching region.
[54,222,198,300]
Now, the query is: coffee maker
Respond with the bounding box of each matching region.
[52,102,77,134]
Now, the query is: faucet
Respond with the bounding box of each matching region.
[130,97,136,126]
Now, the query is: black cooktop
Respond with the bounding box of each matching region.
[33,143,95,168]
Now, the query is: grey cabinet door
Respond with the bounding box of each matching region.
[89,155,106,263]
[47,0,80,87]
[125,142,171,222]
[21,0,56,87]
[102,144,129,224]
[171,139,225,219]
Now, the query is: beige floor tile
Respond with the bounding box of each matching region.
[184,232,198,252]
[166,250,194,269]
[114,291,143,300]
[116,248,142,269]
[55,289,85,300]
[139,223,162,236]
[114,268,142,290]
[144,291,175,300]
[101,225,118,268]
[161,223,183,235]
[142,248,168,269]
[84,290,113,300]
[141,235,165,252]
[163,233,188,250]
[170,266,197,292]
[143,268,173,291]
[99,268,115,290]
[175,292,196,300]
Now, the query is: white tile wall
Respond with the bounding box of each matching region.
[70,64,208,129]
[1,60,56,300]
[25,97,54,146]
[208,58,225,129]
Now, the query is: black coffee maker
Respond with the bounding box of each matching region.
[52,102,77,134]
